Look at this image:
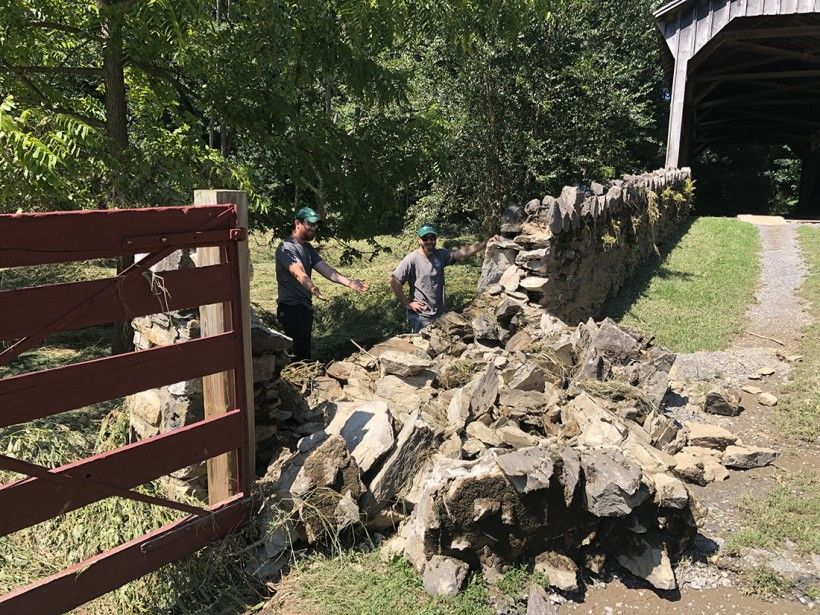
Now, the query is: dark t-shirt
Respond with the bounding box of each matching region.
[275,236,323,308]
[391,248,456,318]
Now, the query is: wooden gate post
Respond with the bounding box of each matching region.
[194,190,255,504]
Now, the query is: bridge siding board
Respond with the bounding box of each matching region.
[732,0,748,19]
[715,0,732,32]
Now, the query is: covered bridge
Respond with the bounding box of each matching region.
[655,0,820,213]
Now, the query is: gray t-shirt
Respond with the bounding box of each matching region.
[275,236,323,307]
[391,248,456,318]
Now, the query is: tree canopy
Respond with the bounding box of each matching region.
[1,0,669,233]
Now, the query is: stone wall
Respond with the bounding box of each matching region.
[125,249,292,499]
[478,167,693,324]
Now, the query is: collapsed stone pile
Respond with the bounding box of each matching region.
[259,292,777,595]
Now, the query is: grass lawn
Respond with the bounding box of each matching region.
[777,225,820,440]
[724,470,820,557]
[250,231,484,361]
[274,551,552,615]
[604,217,760,352]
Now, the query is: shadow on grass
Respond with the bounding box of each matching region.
[601,217,696,321]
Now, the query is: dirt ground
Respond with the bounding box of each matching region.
[555,217,819,614]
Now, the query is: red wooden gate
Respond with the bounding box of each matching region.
[0,205,255,613]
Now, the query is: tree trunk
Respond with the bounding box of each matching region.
[98,0,134,354]
[98,0,129,187]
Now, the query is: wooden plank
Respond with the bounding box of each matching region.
[781,0,798,11]
[725,25,820,38]
[0,333,236,428]
[0,410,242,537]
[695,0,715,54]
[0,206,235,267]
[713,0,732,34]
[726,40,820,65]
[747,0,764,14]
[0,264,232,342]
[731,0,748,18]
[0,495,253,615]
[763,0,781,13]
[194,190,255,504]
[697,68,820,80]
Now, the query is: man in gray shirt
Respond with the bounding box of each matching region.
[276,207,368,360]
[389,224,498,333]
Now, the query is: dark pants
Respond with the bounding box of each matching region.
[277,302,314,361]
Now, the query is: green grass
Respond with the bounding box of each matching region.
[741,565,793,600]
[277,551,492,615]
[250,231,483,361]
[604,217,760,352]
[724,470,820,556]
[777,225,820,440]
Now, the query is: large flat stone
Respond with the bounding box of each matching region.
[379,350,434,377]
[369,411,437,506]
[325,400,394,473]
[721,444,778,469]
[684,421,738,450]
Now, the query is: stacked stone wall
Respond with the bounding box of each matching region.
[125,249,292,499]
[478,167,693,324]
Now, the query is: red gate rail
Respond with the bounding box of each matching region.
[0,205,254,614]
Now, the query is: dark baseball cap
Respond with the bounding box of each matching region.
[417,223,438,238]
[295,207,321,223]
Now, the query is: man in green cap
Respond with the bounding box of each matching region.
[389,224,498,333]
[276,206,369,360]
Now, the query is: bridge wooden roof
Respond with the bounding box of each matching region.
[655,0,820,166]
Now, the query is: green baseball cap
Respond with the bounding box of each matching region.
[295,206,321,223]
[417,223,438,238]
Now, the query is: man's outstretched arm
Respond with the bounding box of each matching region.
[452,235,500,262]
[315,261,368,292]
[287,261,327,301]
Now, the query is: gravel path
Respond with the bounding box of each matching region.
[731,219,811,351]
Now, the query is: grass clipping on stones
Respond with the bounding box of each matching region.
[575,378,655,418]
[281,360,325,394]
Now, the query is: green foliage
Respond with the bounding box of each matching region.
[777,226,820,439]
[410,0,667,230]
[604,217,760,352]
[2,0,669,234]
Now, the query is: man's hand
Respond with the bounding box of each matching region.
[348,279,369,293]
[311,286,328,301]
[488,234,501,246]
[407,300,427,313]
